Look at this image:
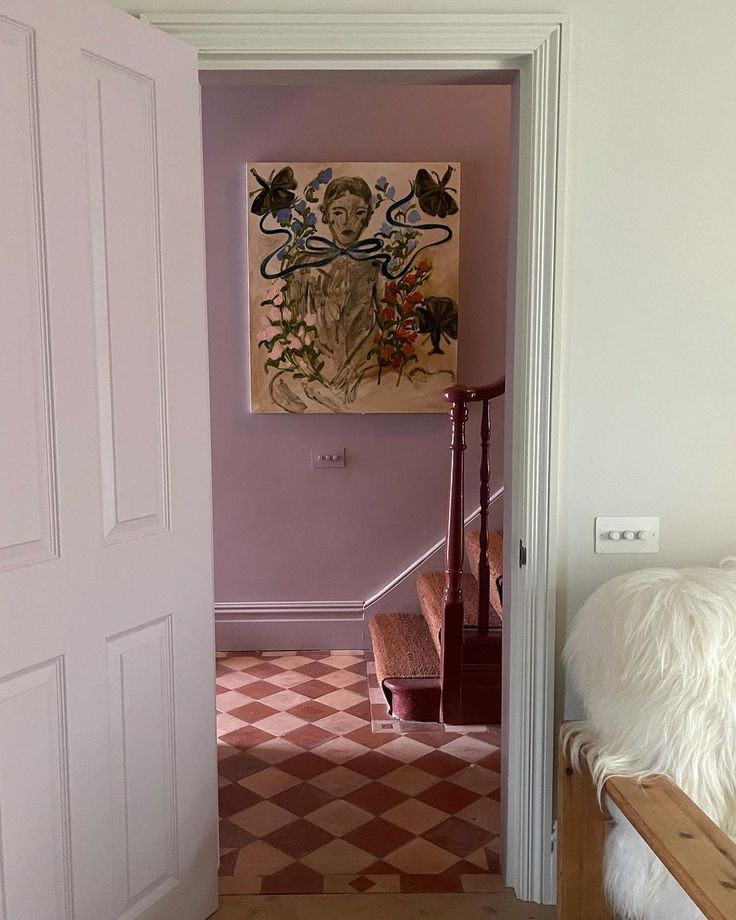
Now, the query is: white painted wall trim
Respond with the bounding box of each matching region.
[364,487,502,608]
[143,10,567,904]
[216,600,364,618]
[215,487,502,648]
[214,601,365,650]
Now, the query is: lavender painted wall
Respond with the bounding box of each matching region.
[201,83,511,606]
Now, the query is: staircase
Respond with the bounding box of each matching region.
[369,377,505,725]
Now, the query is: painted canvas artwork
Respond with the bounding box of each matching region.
[247,162,461,413]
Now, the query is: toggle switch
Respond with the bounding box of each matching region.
[595,516,660,554]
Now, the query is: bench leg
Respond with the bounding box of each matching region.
[557,729,613,919]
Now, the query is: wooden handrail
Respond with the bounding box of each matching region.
[558,723,736,920]
[443,375,506,404]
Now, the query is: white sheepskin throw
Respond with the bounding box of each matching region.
[563,559,736,920]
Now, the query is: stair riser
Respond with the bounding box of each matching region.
[462,633,502,666]
[383,678,441,722]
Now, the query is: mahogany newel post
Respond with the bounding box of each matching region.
[441,395,467,724]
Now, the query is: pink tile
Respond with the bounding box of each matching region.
[237,767,300,798]
[302,839,375,874]
[230,800,296,837]
[456,796,501,833]
[308,766,370,796]
[305,800,373,836]
[384,838,459,874]
[448,764,501,796]
[253,712,308,737]
[379,765,437,795]
[381,799,447,835]
[234,840,293,875]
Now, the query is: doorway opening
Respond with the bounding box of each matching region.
[203,70,519,898]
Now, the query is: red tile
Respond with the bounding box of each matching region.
[218,783,262,817]
[402,732,460,748]
[281,724,335,751]
[220,725,275,750]
[263,819,333,860]
[292,679,335,699]
[227,701,279,724]
[485,848,501,873]
[218,752,267,782]
[453,858,489,875]
[422,817,495,857]
[344,817,414,858]
[349,876,376,892]
[247,661,286,678]
[260,862,324,894]
[412,752,468,778]
[479,748,501,771]
[288,700,337,723]
[348,751,399,779]
[218,848,240,876]
[489,786,501,802]
[363,859,400,875]
[294,661,335,678]
[345,726,396,750]
[345,701,372,721]
[279,751,334,780]
[215,684,229,695]
[344,781,406,815]
[270,782,335,817]
[218,818,256,848]
[233,681,281,700]
[400,870,463,893]
[416,781,479,814]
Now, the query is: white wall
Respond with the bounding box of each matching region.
[110,0,736,715]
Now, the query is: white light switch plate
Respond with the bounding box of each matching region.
[311,448,345,469]
[595,516,660,554]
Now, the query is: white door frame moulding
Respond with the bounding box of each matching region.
[141,10,568,905]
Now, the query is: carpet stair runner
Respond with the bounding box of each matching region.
[369,529,503,725]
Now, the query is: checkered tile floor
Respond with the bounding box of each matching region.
[216,650,502,894]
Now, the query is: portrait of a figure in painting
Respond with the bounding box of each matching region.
[247,162,461,413]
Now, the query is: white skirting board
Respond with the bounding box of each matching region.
[214,490,502,651]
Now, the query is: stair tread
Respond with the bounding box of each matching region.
[368,612,440,687]
[466,530,503,614]
[417,570,503,656]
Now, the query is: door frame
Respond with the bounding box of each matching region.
[140,9,569,904]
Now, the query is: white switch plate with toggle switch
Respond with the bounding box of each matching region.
[595,516,660,554]
[311,448,345,469]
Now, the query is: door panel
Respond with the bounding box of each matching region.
[0,658,73,920]
[0,14,59,571]
[106,617,178,917]
[0,2,217,918]
[83,52,169,543]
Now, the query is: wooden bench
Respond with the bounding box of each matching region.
[557,722,736,919]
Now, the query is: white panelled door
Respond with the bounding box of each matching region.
[0,1,217,918]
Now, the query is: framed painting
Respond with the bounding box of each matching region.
[247,162,461,413]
